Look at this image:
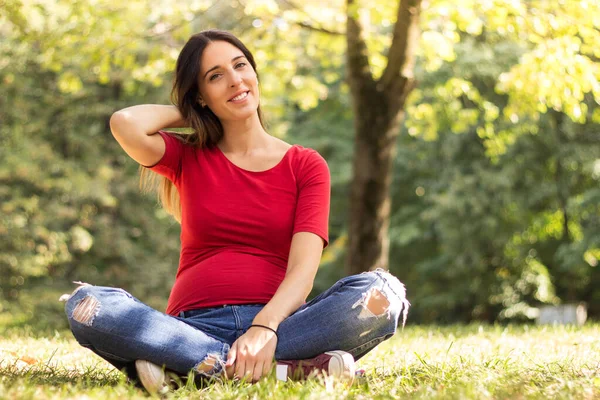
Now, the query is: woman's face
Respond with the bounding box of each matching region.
[197,41,260,122]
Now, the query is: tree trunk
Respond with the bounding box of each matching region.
[551,111,570,242]
[345,0,421,275]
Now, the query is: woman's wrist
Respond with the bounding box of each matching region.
[252,310,282,331]
[165,105,187,128]
[248,324,278,339]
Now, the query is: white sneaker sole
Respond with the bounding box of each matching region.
[324,350,356,382]
[135,360,169,394]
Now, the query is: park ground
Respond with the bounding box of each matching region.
[1,324,599,399]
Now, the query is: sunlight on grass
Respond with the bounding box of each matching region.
[1,324,599,399]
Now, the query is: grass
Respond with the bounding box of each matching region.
[0,324,599,399]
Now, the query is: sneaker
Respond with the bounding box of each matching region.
[135,360,170,394]
[275,350,356,383]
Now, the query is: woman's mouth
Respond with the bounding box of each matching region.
[229,91,249,103]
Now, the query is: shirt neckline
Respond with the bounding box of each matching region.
[215,144,297,174]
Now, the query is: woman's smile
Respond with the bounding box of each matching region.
[228,90,250,104]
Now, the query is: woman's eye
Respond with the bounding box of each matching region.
[208,63,245,81]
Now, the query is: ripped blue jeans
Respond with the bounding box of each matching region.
[64,270,410,379]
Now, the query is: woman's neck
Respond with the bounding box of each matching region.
[219,113,272,154]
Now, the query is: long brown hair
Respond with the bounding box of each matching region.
[140,30,266,222]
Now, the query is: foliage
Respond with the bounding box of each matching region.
[385,0,600,322]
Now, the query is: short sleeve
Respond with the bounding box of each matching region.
[292,149,331,248]
[143,130,184,183]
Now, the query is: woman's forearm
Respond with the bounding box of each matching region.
[112,104,187,135]
[252,233,324,332]
[252,265,316,331]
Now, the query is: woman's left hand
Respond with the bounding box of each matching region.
[225,326,278,382]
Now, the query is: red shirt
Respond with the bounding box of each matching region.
[147,131,330,316]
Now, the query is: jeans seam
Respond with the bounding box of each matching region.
[116,288,134,299]
[346,333,391,357]
[92,346,131,362]
[231,306,242,331]
[372,269,402,301]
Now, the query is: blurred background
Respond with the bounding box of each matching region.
[1,0,599,332]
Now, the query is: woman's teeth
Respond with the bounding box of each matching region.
[231,92,248,101]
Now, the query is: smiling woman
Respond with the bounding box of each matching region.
[196,42,261,126]
[64,29,410,394]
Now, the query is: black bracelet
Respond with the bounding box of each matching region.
[249,324,279,339]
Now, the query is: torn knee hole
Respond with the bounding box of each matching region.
[72,295,100,326]
[365,288,390,315]
[197,356,216,373]
[195,354,223,376]
[352,288,391,319]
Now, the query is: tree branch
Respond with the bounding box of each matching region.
[346,0,375,92]
[279,0,344,35]
[380,0,422,90]
[296,21,343,36]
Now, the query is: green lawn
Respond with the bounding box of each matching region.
[1,324,598,399]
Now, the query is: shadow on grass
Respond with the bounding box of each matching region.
[1,360,232,393]
[0,361,125,388]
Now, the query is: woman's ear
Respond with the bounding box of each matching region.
[198,97,206,107]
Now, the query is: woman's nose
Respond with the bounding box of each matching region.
[229,71,243,87]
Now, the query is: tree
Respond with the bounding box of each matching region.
[345,0,421,274]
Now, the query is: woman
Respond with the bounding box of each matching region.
[62,29,410,394]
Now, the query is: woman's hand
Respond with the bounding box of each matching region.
[225,326,277,383]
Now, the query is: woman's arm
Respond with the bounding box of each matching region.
[225,231,324,382]
[252,231,324,329]
[109,104,187,166]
